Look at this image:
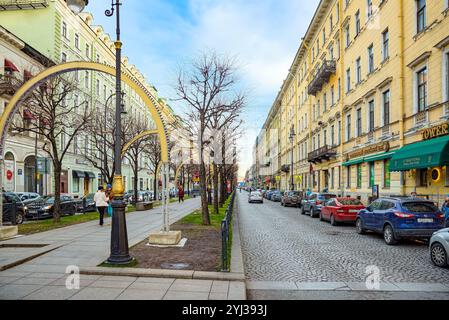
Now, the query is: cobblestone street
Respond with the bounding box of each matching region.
[236,192,449,299]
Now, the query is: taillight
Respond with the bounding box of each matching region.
[437,213,444,219]
[316,201,322,205]
[394,212,414,218]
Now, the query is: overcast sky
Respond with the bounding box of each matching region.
[85,0,319,179]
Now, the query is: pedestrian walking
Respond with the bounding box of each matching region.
[94,186,109,226]
[106,184,113,217]
[441,197,449,227]
[178,186,185,203]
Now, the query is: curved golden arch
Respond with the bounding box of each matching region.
[0,61,169,163]
[121,130,158,157]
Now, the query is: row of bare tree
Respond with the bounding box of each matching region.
[174,52,245,225]
[10,52,244,226]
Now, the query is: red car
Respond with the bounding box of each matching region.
[320,197,366,226]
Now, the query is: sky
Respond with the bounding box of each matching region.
[85,0,319,180]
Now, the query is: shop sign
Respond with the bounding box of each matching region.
[422,122,449,141]
[347,142,390,160]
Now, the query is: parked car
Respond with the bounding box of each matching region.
[76,193,97,212]
[265,190,274,200]
[248,191,263,204]
[25,194,78,220]
[2,192,27,225]
[320,197,366,226]
[430,228,449,268]
[281,191,303,207]
[16,192,40,202]
[271,191,283,202]
[300,193,337,217]
[356,197,445,245]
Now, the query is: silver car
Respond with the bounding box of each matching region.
[248,191,263,204]
[430,228,449,268]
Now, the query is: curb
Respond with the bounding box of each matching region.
[80,267,246,281]
[0,243,62,272]
[230,193,247,299]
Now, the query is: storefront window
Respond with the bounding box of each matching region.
[369,162,375,188]
[384,160,391,188]
[347,167,351,188]
[357,164,362,189]
[418,169,428,187]
[73,177,80,193]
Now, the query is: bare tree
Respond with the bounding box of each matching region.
[13,75,91,222]
[122,115,153,204]
[144,136,162,201]
[175,52,245,225]
[82,100,116,185]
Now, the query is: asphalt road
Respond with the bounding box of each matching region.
[236,192,449,300]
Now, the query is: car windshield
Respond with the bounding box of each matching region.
[42,196,55,204]
[401,202,439,213]
[252,192,262,196]
[338,199,363,205]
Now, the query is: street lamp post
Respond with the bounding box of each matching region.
[69,0,131,264]
[104,0,132,264]
[289,126,295,191]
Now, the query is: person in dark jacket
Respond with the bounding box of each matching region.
[178,186,185,203]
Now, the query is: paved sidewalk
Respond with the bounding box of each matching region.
[0,198,246,300]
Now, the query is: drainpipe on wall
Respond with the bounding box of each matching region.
[399,0,406,196]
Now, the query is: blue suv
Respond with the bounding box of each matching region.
[356,197,445,245]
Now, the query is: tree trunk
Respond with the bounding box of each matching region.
[219,165,226,207]
[199,161,210,225]
[153,172,158,201]
[213,162,219,214]
[133,159,138,204]
[53,163,62,223]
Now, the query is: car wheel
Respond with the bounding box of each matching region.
[383,225,398,245]
[330,215,338,226]
[15,213,24,225]
[310,208,316,218]
[430,243,448,268]
[69,206,77,216]
[356,218,366,234]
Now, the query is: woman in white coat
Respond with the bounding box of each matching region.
[94,186,109,226]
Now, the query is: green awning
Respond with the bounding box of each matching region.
[343,157,364,167]
[364,151,396,163]
[390,135,449,171]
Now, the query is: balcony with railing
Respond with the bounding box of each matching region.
[307,60,336,96]
[0,0,48,10]
[0,74,22,97]
[307,145,337,163]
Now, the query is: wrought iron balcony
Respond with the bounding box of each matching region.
[307,60,336,96]
[0,0,48,10]
[0,74,22,97]
[307,145,337,163]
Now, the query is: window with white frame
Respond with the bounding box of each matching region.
[368,100,375,132]
[75,33,79,49]
[355,10,361,35]
[382,29,389,61]
[417,67,428,112]
[368,44,374,73]
[356,57,362,84]
[416,0,426,34]
[346,68,351,93]
[356,108,362,137]
[62,21,67,39]
[383,90,390,126]
[346,114,352,141]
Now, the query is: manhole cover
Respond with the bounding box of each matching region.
[160,262,192,270]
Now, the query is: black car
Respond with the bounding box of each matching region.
[75,193,96,212]
[25,194,77,220]
[2,192,27,225]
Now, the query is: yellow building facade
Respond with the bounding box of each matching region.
[256,0,449,205]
